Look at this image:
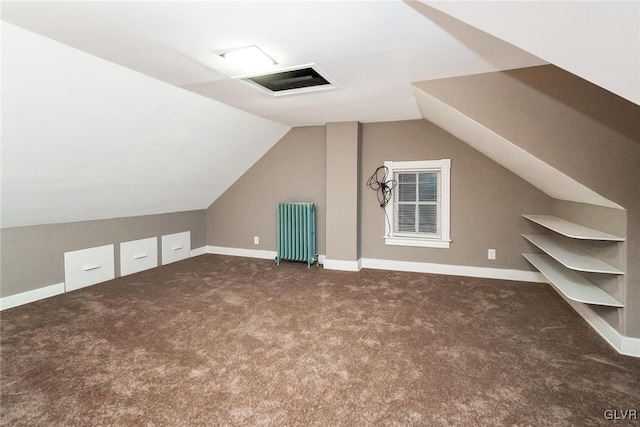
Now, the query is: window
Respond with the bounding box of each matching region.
[383,159,451,248]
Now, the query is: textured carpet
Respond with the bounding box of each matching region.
[1,254,639,426]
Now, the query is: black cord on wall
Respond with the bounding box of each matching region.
[367,166,396,236]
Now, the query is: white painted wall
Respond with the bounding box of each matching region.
[425,1,640,105]
[1,23,290,228]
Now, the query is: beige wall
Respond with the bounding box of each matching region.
[207,119,552,273]
[325,122,360,262]
[359,120,553,269]
[414,64,640,337]
[412,66,639,206]
[206,126,327,254]
[0,210,206,297]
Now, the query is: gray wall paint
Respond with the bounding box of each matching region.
[359,120,553,269]
[326,122,360,262]
[206,119,552,272]
[357,123,363,260]
[206,126,327,254]
[414,64,640,337]
[551,200,626,239]
[1,210,206,297]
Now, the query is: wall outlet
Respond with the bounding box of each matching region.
[488,249,496,260]
[254,236,260,245]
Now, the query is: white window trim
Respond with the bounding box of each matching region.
[383,159,451,249]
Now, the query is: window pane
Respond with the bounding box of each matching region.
[418,173,437,202]
[418,204,438,233]
[398,173,416,202]
[397,204,416,232]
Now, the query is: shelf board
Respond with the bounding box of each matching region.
[523,234,624,275]
[523,215,624,241]
[523,253,623,307]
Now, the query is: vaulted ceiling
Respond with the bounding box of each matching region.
[2,22,290,228]
[2,1,637,228]
[1,0,546,127]
[424,0,639,106]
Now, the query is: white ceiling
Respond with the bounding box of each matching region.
[2,23,289,228]
[425,0,640,106]
[3,1,633,228]
[1,0,547,127]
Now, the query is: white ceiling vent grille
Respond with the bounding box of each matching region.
[234,64,337,96]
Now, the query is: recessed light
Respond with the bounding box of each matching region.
[220,45,276,69]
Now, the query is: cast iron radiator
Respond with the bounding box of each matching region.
[276,203,317,267]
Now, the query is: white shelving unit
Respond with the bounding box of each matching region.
[522,215,624,308]
[522,253,623,307]
[522,234,623,275]
[522,215,624,241]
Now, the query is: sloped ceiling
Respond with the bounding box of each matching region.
[412,85,623,209]
[1,0,548,230]
[408,1,637,210]
[2,1,636,229]
[1,0,546,127]
[1,23,289,228]
[423,0,640,105]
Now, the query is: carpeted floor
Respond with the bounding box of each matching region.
[1,254,639,426]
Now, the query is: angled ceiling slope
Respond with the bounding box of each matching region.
[423,0,640,105]
[1,23,290,228]
[1,1,546,127]
[409,2,633,209]
[412,84,622,210]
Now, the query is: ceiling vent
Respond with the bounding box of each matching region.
[234,64,337,96]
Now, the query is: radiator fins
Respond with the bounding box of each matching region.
[276,203,316,267]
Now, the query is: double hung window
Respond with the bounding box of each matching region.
[383,159,451,248]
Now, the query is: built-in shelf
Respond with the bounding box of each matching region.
[521,214,628,355]
[523,253,623,307]
[523,215,624,241]
[522,234,623,275]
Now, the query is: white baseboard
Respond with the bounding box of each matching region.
[202,249,543,281]
[207,246,327,265]
[323,258,362,272]
[0,282,65,311]
[191,246,207,257]
[207,245,277,260]
[360,258,545,283]
[561,296,640,358]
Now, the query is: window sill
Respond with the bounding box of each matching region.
[384,236,451,249]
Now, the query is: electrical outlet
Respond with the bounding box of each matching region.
[488,249,496,260]
[254,236,260,245]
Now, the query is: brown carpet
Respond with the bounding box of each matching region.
[1,254,639,426]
